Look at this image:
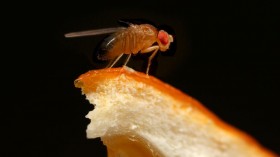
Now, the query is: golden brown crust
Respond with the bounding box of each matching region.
[75,67,278,157]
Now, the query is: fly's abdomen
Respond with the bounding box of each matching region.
[122,29,140,55]
[96,34,118,60]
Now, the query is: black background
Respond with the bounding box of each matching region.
[3,1,279,156]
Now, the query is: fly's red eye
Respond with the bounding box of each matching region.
[158,31,169,45]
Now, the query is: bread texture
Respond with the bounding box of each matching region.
[75,66,277,157]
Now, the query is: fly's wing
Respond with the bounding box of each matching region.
[65,26,127,61]
[64,27,126,38]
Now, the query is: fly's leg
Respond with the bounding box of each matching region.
[140,46,159,74]
[123,54,132,66]
[106,53,124,68]
[146,48,159,74]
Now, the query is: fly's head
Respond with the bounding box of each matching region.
[157,30,173,52]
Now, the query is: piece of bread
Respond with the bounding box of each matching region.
[74,66,277,157]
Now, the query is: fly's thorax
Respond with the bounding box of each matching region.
[134,24,158,50]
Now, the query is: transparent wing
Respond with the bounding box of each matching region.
[64,27,126,38]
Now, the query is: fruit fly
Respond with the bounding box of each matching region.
[65,23,174,74]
